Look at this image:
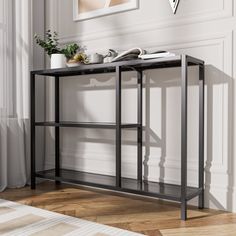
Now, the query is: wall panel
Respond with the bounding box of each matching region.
[45,0,236,212]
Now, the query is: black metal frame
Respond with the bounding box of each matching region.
[181,55,188,220]
[30,55,205,220]
[55,76,60,185]
[116,66,122,188]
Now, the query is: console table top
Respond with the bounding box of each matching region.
[31,54,204,77]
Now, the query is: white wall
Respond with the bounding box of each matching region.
[45,0,236,212]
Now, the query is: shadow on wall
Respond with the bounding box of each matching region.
[43,63,234,212]
[204,65,234,212]
[144,64,234,211]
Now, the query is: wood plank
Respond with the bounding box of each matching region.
[0,181,234,236]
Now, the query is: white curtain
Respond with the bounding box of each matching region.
[0,0,32,191]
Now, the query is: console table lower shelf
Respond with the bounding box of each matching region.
[35,169,202,202]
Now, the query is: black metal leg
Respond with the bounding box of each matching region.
[181,55,188,220]
[137,70,143,182]
[181,201,187,220]
[199,64,205,209]
[30,72,36,190]
[55,76,60,185]
[116,66,121,187]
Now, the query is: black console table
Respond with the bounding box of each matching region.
[30,55,205,220]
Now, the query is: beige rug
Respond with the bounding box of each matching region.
[0,199,144,236]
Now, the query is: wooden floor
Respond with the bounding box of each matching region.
[1,181,236,236]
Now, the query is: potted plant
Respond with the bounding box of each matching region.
[34,30,66,69]
[61,43,88,67]
[61,43,80,61]
[34,30,87,69]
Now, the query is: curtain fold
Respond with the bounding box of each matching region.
[0,0,32,191]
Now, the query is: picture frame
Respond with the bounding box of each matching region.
[73,0,139,21]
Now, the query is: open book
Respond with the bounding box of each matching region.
[112,48,175,62]
[139,51,175,60]
[112,48,146,62]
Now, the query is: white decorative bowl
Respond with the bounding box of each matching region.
[66,62,81,68]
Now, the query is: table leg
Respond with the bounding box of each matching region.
[31,72,36,190]
[55,76,60,185]
[199,64,205,209]
[137,70,143,182]
[116,66,121,187]
[181,55,188,220]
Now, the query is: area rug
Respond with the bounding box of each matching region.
[0,199,144,236]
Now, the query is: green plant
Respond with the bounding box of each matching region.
[35,30,86,61]
[34,30,61,56]
[61,43,81,60]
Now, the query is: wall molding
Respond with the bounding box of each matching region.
[47,144,229,175]
[45,156,234,192]
[58,0,233,45]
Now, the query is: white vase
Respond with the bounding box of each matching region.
[51,54,66,69]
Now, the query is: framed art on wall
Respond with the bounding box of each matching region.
[73,0,139,21]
